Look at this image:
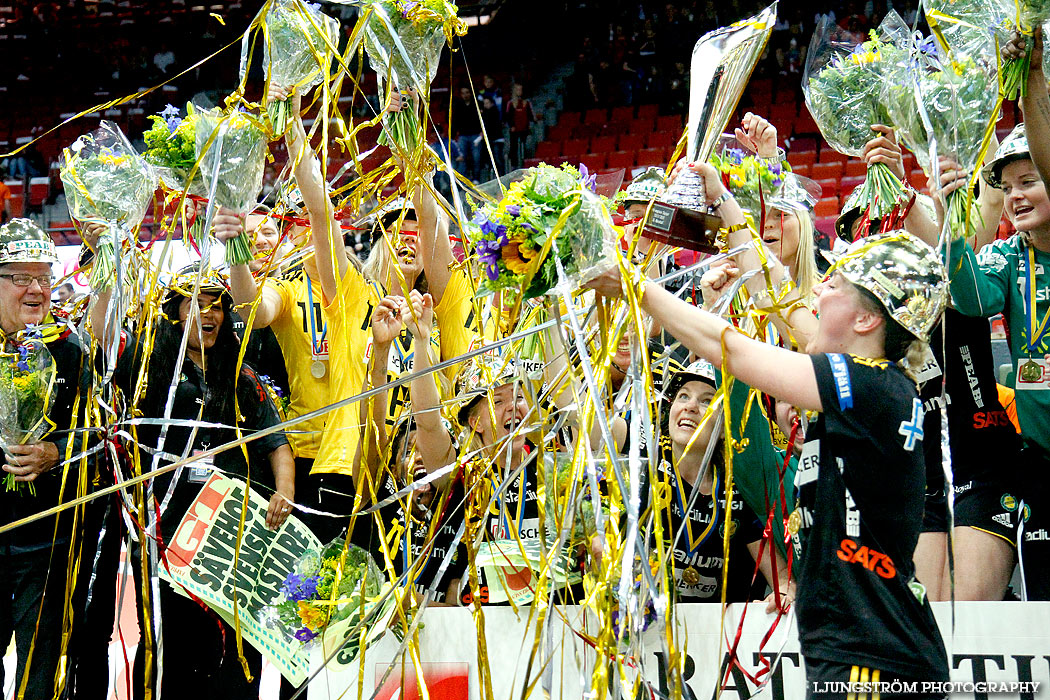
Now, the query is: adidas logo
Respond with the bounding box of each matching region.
[993,513,1012,528]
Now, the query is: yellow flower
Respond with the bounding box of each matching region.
[98,154,129,167]
[502,240,536,275]
[297,601,329,631]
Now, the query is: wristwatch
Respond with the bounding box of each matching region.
[708,190,733,214]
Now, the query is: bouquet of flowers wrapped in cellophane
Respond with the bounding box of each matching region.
[709,147,789,219]
[925,0,1050,100]
[194,107,268,265]
[262,0,340,136]
[885,35,998,239]
[360,0,467,153]
[60,121,157,291]
[0,334,57,494]
[467,163,619,299]
[804,16,909,231]
[143,103,207,245]
[262,539,395,661]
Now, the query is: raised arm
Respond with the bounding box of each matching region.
[1016,29,1050,188]
[588,167,822,412]
[390,90,455,304]
[404,290,456,477]
[281,85,347,303]
[359,295,402,487]
[212,206,284,328]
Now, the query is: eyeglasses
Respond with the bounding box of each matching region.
[0,273,54,289]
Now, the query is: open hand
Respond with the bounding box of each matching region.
[735,112,779,159]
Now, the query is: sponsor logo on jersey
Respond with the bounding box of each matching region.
[836,538,896,579]
[993,513,1012,528]
[1025,528,1049,542]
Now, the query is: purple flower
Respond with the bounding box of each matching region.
[727,148,746,165]
[160,104,180,119]
[476,236,506,281]
[578,164,598,193]
[505,204,521,217]
[281,572,320,601]
[397,0,418,18]
[295,627,318,642]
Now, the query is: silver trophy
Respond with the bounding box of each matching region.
[643,3,778,252]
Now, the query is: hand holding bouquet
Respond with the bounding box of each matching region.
[193,108,268,265]
[804,16,909,224]
[261,0,340,137]
[143,103,206,244]
[467,163,619,299]
[60,121,157,290]
[361,0,467,154]
[0,334,57,494]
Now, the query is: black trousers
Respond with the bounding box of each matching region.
[0,541,70,699]
[131,549,261,700]
[805,658,947,700]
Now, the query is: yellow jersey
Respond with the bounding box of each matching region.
[312,265,378,476]
[266,268,330,459]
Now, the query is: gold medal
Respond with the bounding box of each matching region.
[682,566,700,586]
[787,508,802,536]
[310,360,327,379]
[1020,359,1043,383]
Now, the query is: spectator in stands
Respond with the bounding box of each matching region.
[564,53,598,111]
[452,86,483,181]
[478,95,504,180]
[0,176,11,224]
[477,74,503,112]
[504,84,536,169]
[53,282,74,304]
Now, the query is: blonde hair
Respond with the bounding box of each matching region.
[792,211,819,300]
[362,231,427,294]
[901,339,931,383]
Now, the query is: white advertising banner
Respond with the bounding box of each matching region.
[308,602,1050,700]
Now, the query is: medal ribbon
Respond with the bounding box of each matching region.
[1022,244,1050,354]
[498,465,529,540]
[304,273,328,361]
[663,436,722,555]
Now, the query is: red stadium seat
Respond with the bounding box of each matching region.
[578,153,607,171]
[810,162,844,180]
[815,178,839,196]
[618,133,645,152]
[636,148,666,167]
[557,111,581,127]
[563,138,588,156]
[818,149,847,164]
[789,135,819,153]
[606,150,635,169]
[611,106,635,122]
[793,108,820,135]
[844,160,868,178]
[656,115,682,132]
[535,141,561,159]
[647,131,679,150]
[637,104,659,120]
[585,108,608,125]
[630,117,655,133]
[814,197,840,219]
[788,150,817,168]
[840,175,865,196]
[791,163,811,178]
[590,136,617,153]
[523,157,543,168]
[547,124,574,142]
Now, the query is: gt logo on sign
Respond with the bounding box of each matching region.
[836,538,896,579]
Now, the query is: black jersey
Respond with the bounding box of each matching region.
[918,309,1021,488]
[794,353,948,681]
[640,436,767,602]
[373,474,466,603]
